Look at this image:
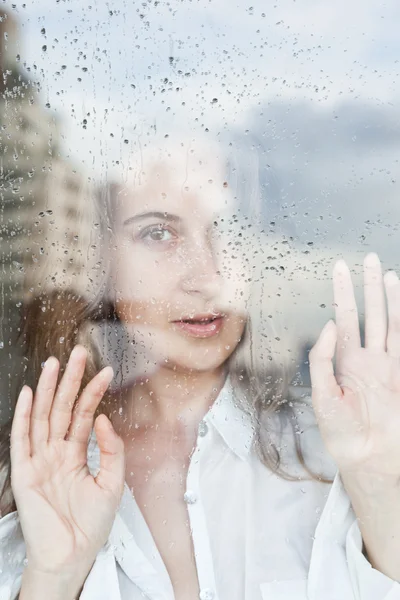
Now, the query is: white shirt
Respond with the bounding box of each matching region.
[1,380,400,600]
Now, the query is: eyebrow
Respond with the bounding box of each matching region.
[123,211,181,227]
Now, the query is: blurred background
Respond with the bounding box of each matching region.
[1,0,400,423]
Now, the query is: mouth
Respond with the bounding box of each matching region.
[172,313,225,338]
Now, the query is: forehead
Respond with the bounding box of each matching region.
[114,142,234,222]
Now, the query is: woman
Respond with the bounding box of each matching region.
[0,137,399,600]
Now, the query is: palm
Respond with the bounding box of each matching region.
[310,254,400,477]
[10,347,125,575]
[15,445,113,567]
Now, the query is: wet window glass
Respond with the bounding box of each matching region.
[1,2,400,599]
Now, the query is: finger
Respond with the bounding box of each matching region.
[309,320,342,415]
[94,414,125,496]
[30,357,60,454]
[384,270,400,359]
[66,366,114,451]
[333,259,361,362]
[10,386,33,466]
[48,345,87,441]
[364,253,387,353]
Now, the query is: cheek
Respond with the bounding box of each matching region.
[115,299,167,327]
[222,315,247,345]
[214,250,250,313]
[113,247,180,302]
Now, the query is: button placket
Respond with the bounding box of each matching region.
[185,424,218,600]
[199,588,215,600]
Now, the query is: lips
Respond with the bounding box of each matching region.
[172,314,225,338]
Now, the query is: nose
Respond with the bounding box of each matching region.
[180,234,222,301]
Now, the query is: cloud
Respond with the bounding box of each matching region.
[231,98,400,258]
[2,0,397,177]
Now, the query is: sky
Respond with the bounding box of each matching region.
[2,0,400,261]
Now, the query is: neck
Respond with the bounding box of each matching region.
[110,365,227,438]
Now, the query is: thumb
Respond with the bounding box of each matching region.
[94,414,125,496]
[309,320,342,413]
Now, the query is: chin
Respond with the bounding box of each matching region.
[164,349,234,374]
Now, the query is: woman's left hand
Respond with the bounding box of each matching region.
[310,252,400,481]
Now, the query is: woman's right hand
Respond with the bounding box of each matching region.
[10,345,125,596]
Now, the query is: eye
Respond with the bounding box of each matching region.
[139,224,176,243]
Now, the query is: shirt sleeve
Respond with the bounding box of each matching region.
[309,473,400,600]
[0,511,25,600]
[346,519,400,600]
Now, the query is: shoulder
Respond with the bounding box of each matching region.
[0,468,25,595]
[0,509,25,598]
[0,508,21,540]
[260,390,337,480]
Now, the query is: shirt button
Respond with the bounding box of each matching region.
[198,420,209,437]
[183,490,198,504]
[199,589,215,600]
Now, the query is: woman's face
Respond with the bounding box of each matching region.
[111,154,247,375]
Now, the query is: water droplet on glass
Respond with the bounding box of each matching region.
[198,421,208,437]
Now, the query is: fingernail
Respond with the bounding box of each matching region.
[44,356,58,369]
[364,252,380,266]
[71,345,87,358]
[18,386,30,401]
[333,259,348,273]
[101,366,114,379]
[384,271,398,286]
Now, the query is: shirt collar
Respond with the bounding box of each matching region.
[205,376,255,461]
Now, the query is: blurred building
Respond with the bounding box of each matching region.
[0,9,93,425]
[1,9,56,299]
[26,158,94,300]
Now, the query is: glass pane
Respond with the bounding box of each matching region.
[1,2,399,598]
